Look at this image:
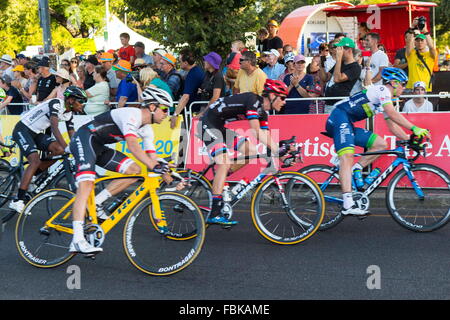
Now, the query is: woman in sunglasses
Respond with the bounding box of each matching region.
[68,87,175,254]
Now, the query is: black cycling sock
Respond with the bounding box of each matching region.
[17,188,27,201]
[210,194,223,218]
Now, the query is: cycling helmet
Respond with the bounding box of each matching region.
[381,67,408,84]
[63,86,88,104]
[141,87,173,108]
[263,79,289,96]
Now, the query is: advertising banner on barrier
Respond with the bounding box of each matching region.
[0,114,182,175]
[186,113,449,181]
[372,113,450,174]
[186,115,368,181]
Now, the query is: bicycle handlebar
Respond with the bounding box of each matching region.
[396,134,428,162]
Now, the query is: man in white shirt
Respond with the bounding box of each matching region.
[364,32,389,85]
[402,81,433,113]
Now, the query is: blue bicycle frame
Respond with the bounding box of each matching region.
[320,144,424,204]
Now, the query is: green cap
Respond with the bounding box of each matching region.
[415,34,426,40]
[335,37,356,49]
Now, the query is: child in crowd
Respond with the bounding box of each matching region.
[224,41,245,94]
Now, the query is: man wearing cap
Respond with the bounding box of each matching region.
[266,20,284,59]
[113,59,138,108]
[262,49,286,80]
[16,53,29,66]
[83,55,99,90]
[0,74,24,115]
[159,53,183,100]
[322,37,361,111]
[402,81,433,113]
[99,52,119,100]
[405,19,437,92]
[0,54,15,80]
[134,42,153,65]
[36,58,57,103]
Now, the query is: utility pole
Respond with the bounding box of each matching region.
[38,0,53,53]
[104,0,110,50]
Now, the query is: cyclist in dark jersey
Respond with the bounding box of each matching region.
[197,79,291,225]
[68,87,174,254]
[9,86,86,213]
[325,67,430,216]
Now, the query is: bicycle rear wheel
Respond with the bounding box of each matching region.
[251,172,324,245]
[387,164,450,232]
[298,165,344,230]
[15,189,75,268]
[0,162,20,224]
[123,192,205,276]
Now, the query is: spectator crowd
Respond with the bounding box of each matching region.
[0,17,446,117]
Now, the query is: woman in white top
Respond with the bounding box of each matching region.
[402,81,433,113]
[84,65,110,115]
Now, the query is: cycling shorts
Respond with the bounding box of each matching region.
[197,115,248,158]
[12,121,56,157]
[325,108,378,156]
[69,125,135,184]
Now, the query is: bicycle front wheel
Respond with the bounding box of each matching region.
[15,189,76,268]
[123,192,205,276]
[387,164,450,232]
[251,172,324,245]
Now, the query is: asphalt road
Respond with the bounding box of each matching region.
[1,202,450,301]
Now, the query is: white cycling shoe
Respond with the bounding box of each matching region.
[9,199,25,213]
[341,205,369,216]
[69,239,103,254]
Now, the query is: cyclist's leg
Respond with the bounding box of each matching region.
[198,119,237,224]
[69,129,103,254]
[326,109,366,215]
[229,135,257,174]
[10,123,44,211]
[354,129,387,168]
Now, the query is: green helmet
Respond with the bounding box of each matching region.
[63,86,88,104]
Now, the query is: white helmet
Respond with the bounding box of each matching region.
[141,87,173,108]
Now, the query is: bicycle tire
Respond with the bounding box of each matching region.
[387,163,450,232]
[298,164,344,231]
[15,188,76,268]
[0,160,18,208]
[251,172,324,245]
[123,192,205,276]
[159,170,212,214]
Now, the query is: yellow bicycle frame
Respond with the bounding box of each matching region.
[44,172,167,235]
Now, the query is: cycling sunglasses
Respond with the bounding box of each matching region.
[277,95,287,101]
[158,105,170,113]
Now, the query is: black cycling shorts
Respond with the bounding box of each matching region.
[12,121,56,157]
[196,115,248,158]
[69,125,135,184]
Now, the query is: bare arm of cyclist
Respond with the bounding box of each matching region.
[50,115,68,149]
[383,103,416,133]
[385,117,410,140]
[126,135,159,170]
[248,119,279,155]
